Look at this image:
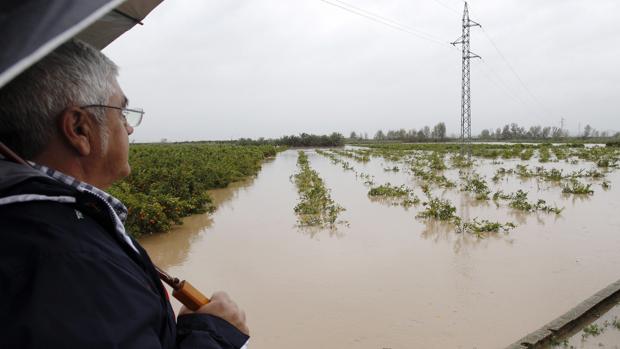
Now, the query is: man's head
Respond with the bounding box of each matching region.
[0,40,134,189]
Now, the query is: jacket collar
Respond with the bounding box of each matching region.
[0,159,138,254]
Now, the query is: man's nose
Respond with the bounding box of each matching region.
[126,125,134,135]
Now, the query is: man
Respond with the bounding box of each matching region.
[0,40,249,348]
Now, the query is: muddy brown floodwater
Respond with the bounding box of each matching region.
[139,148,620,349]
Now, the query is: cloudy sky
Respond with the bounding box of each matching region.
[103,0,620,142]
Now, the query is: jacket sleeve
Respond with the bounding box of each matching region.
[2,250,169,348]
[1,249,249,349]
[176,314,249,349]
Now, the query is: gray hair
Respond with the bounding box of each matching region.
[0,40,119,159]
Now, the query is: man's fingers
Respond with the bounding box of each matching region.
[192,291,249,335]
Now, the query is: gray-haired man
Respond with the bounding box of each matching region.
[0,40,249,348]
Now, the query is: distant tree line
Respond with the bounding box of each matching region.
[350,122,447,142]
[478,123,566,140]
[236,132,345,147]
[478,123,619,140]
[347,122,619,143]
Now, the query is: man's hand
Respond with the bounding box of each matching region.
[179,291,249,335]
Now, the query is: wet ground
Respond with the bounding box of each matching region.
[140,147,620,349]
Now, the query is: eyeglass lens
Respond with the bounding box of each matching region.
[123,109,143,127]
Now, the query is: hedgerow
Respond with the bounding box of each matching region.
[109,143,280,237]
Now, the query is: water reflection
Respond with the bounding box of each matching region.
[419,219,512,254]
[506,210,531,225]
[460,194,492,209]
[563,193,593,205]
[420,220,455,244]
[459,194,471,222]
[297,225,346,240]
[367,196,415,209]
[139,176,257,270]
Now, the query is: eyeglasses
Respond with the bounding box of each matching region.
[81,105,144,127]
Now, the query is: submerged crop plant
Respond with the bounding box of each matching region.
[293,151,346,228]
[562,179,594,195]
[461,172,491,200]
[368,183,420,208]
[460,218,516,237]
[417,195,461,224]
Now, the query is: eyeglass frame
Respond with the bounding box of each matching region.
[81,104,144,127]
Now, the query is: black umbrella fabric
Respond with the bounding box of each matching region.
[0,0,162,88]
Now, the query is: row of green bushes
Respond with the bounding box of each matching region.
[607,140,620,148]
[236,132,345,147]
[109,143,281,237]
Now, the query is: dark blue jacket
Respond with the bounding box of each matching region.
[0,160,249,348]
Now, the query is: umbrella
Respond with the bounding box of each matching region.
[0,0,163,88]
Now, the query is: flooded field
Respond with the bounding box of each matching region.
[140,145,620,348]
[561,302,620,348]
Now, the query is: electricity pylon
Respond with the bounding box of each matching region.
[451,1,481,157]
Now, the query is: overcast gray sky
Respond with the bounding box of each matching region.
[103,0,620,142]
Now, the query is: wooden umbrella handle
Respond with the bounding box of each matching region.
[172,280,211,311]
[155,266,210,311]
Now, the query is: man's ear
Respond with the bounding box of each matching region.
[58,107,94,156]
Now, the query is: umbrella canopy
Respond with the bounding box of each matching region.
[0,0,163,88]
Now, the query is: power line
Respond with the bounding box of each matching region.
[475,61,541,116]
[480,28,554,118]
[465,2,554,120]
[480,60,531,109]
[430,0,461,15]
[319,0,450,47]
[478,59,550,120]
[474,63,520,105]
[319,0,555,129]
[334,0,448,42]
[320,0,446,44]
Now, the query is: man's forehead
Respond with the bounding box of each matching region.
[111,79,128,107]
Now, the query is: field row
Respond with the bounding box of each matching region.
[310,144,619,237]
[117,143,618,239]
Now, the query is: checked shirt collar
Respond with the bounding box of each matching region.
[30,162,139,253]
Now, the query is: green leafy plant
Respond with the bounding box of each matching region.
[368,183,420,208]
[492,167,512,182]
[316,149,356,172]
[461,172,491,200]
[509,190,534,211]
[293,151,346,227]
[450,154,474,168]
[562,179,594,195]
[461,218,516,237]
[410,165,455,188]
[539,146,551,162]
[582,324,602,338]
[383,166,400,172]
[492,190,513,201]
[502,190,563,214]
[417,196,460,225]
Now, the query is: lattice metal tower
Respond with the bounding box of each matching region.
[451,2,480,156]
